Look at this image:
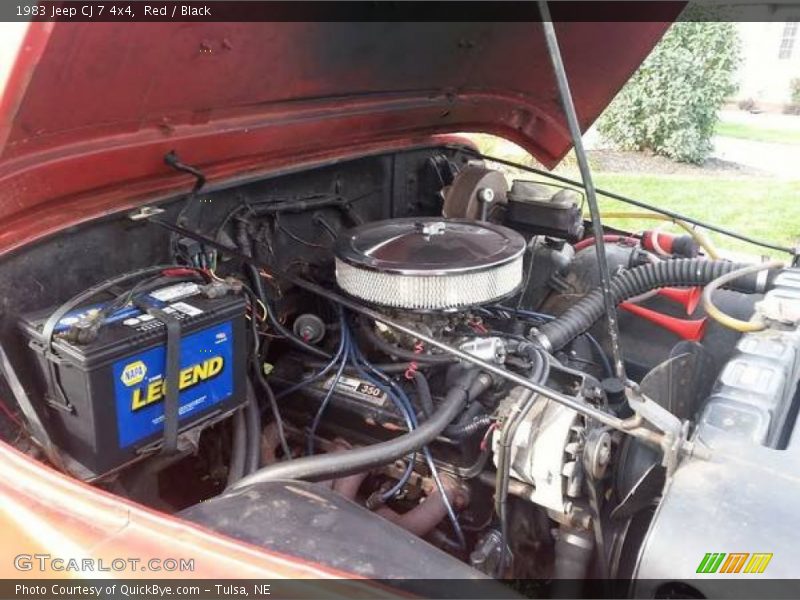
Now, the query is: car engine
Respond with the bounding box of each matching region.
[1,145,797,594]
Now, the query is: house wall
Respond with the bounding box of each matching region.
[736,22,800,106]
[733,15,800,109]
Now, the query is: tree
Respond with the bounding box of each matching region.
[597,14,741,164]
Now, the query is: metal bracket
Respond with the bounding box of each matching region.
[0,342,66,469]
[128,206,165,221]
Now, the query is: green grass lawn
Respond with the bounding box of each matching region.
[591,173,800,258]
[715,121,800,145]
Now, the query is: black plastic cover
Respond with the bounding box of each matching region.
[182,480,489,580]
[503,180,584,241]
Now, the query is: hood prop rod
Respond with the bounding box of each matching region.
[538,1,626,381]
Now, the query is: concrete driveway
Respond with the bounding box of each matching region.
[712,110,800,178]
[712,136,800,178]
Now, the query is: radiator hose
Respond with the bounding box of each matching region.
[226,381,265,488]
[229,369,485,489]
[538,259,777,352]
[225,409,247,487]
[444,414,493,439]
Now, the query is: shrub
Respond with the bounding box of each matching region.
[787,78,800,114]
[791,78,800,105]
[738,98,757,112]
[597,11,741,164]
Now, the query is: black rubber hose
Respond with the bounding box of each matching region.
[225,409,247,488]
[243,381,262,474]
[241,280,292,460]
[229,369,480,489]
[443,372,494,436]
[304,357,408,374]
[468,373,493,399]
[445,415,494,439]
[444,401,484,434]
[539,259,776,352]
[360,321,456,365]
[254,368,291,460]
[413,371,435,419]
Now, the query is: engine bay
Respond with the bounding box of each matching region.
[1,143,798,594]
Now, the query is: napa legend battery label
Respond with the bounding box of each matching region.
[113,321,234,448]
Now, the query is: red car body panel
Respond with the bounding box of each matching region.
[0,20,679,254]
[0,442,400,591]
[0,18,679,579]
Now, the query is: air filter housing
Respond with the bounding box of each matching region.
[335,218,526,311]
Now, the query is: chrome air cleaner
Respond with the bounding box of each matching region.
[334,218,526,311]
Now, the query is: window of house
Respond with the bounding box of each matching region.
[779,22,797,59]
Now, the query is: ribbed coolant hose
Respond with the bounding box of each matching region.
[538,258,777,352]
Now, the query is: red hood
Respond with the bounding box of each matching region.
[0,19,679,251]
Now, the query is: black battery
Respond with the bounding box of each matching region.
[19,279,248,479]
